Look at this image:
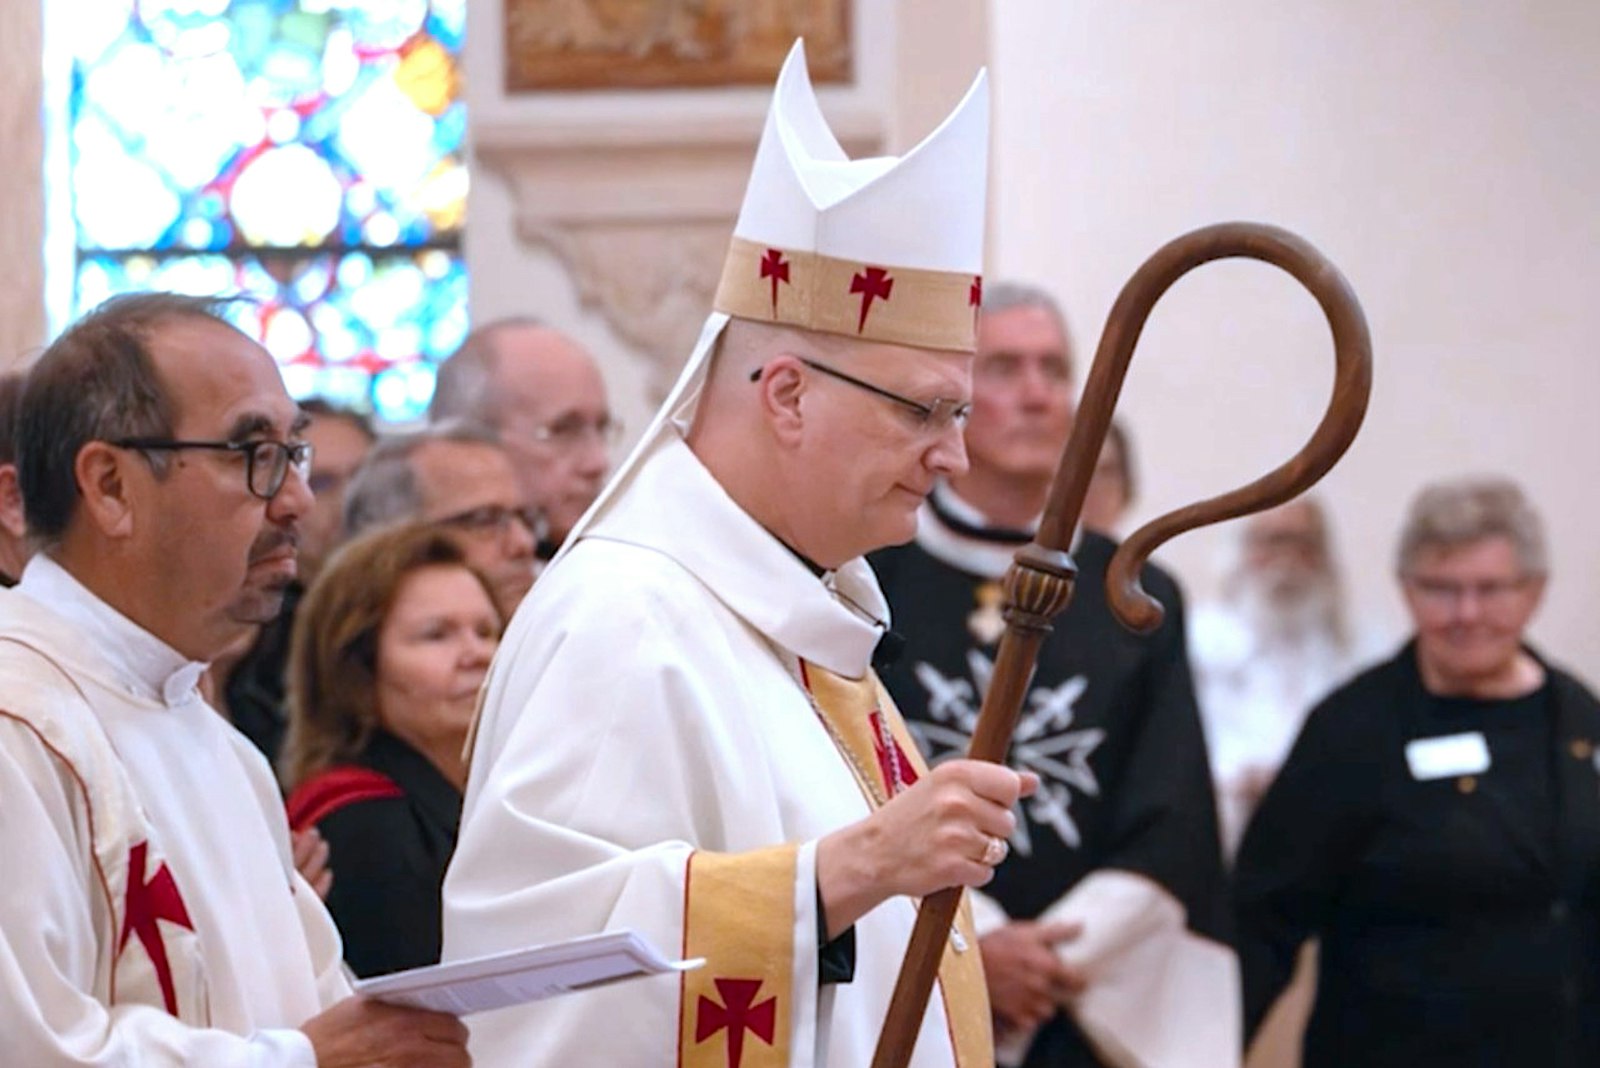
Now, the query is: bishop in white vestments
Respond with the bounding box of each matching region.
[445,41,1017,1068]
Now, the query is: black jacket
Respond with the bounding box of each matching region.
[872,524,1228,1067]
[1235,642,1600,1067]
[309,731,462,978]
[226,582,301,767]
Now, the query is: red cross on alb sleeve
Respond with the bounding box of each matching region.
[696,977,777,1068]
[119,841,194,1016]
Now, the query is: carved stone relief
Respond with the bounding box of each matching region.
[505,0,851,91]
[1,0,46,366]
[524,219,730,383]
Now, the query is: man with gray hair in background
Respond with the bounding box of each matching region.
[342,421,538,619]
[428,318,616,557]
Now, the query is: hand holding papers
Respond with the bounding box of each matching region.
[354,930,702,1016]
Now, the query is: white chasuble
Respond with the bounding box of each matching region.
[0,559,349,1067]
[444,436,992,1067]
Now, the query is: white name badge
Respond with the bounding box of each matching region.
[1405,732,1492,781]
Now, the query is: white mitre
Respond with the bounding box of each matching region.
[559,38,989,553]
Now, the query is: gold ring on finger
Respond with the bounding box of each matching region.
[981,835,1008,866]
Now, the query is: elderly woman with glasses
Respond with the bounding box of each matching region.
[280,522,501,977]
[1234,477,1600,1067]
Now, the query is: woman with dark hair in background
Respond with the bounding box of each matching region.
[282,522,500,977]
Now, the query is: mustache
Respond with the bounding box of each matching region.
[247,528,299,564]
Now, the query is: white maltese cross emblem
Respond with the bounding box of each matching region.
[908,651,1104,854]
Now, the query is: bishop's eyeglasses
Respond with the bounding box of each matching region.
[112,438,314,501]
[751,357,972,435]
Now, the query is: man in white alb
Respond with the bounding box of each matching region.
[0,293,468,1066]
[444,41,1021,1067]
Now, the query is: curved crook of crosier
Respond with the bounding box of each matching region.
[870,222,1372,1068]
[1037,221,1374,634]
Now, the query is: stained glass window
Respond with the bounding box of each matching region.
[62,0,468,423]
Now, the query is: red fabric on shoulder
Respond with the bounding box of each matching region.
[285,765,404,831]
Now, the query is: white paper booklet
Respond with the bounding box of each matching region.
[353,930,703,1016]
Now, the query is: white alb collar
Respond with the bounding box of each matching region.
[583,435,886,679]
[18,556,208,708]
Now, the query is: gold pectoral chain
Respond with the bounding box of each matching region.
[790,655,969,954]
[795,664,891,809]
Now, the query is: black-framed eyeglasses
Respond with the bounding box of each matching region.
[112,438,313,501]
[436,503,542,539]
[751,358,972,434]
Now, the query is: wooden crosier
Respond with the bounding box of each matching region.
[871,221,1374,1067]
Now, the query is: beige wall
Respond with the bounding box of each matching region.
[464,2,1597,677]
[1,0,46,368]
[989,1,1600,680]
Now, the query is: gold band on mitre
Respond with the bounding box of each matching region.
[714,237,982,353]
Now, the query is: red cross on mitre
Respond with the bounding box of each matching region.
[758,248,791,317]
[870,709,920,796]
[695,977,778,1068]
[849,266,894,333]
[119,841,195,1017]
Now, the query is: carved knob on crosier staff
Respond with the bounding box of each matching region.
[871,221,1374,1068]
[1000,545,1077,635]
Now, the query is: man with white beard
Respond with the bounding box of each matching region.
[1190,496,1374,858]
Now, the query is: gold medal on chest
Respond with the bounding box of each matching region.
[966,580,1006,646]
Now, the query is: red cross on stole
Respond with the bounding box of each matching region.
[679,845,797,1068]
[695,977,778,1068]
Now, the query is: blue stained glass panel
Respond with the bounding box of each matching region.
[75,249,467,424]
[68,0,468,420]
[71,0,465,254]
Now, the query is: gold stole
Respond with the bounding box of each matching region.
[675,660,992,1068]
[801,661,993,1068]
[680,845,798,1068]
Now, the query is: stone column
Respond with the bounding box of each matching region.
[0,0,47,368]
